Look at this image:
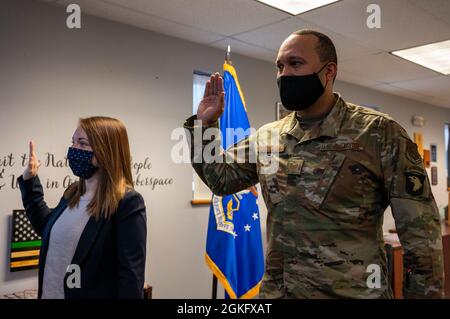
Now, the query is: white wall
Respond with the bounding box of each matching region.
[0,0,449,297]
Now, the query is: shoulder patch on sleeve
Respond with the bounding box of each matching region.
[405,170,425,196]
[405,140,422,165]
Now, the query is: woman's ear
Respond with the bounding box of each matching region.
[92,156,99,167]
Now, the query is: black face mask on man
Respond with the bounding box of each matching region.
[277,63,329,111]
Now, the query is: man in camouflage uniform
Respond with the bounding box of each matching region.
[184,29,443,298]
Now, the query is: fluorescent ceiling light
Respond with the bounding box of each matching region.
[391,40,450,75]
[256,0,340,15]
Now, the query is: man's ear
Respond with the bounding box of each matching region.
[325,62,337,83]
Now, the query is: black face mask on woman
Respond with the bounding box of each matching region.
[67,147,98,179]
[277,63,328,111]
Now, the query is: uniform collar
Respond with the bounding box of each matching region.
[284,93,347,143]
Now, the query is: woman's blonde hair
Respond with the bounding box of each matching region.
[64,116,134,219]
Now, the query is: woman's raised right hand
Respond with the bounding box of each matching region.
[23,141,41,180]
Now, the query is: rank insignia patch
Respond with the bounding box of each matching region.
[405,140,422,165]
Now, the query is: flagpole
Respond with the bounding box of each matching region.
[210,44,232,301]
[225,44,231,65]
[212,275,218,299]
[206,46,264,300]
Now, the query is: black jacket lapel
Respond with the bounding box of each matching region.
[70,216,104,267]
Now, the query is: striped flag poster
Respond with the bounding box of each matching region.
[10,210,41,272]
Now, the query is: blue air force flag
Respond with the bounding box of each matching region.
[205,62,264,299]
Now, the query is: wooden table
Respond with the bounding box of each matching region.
[442,222,450,298]
[384,238,403,298]
[384,222,450,298]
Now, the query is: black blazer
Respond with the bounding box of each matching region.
[17,175,147,299]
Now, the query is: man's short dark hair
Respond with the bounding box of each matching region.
[293,29,338,66]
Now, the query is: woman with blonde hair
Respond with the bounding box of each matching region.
[18,116,147,299]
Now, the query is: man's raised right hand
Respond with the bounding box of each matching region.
[196,72,225,126]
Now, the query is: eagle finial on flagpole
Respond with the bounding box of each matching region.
[225,45,232,65]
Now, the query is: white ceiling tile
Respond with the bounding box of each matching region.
[89,0,290,36]
[427,97,450,109]
[390,76,450,100]
[233,17,306,51]
[41,0,450,110]
[371,83,431,101]
[210,38,277,63]
[300,0,450,52]
[412,95,450,109]
[408,0,450,26]
[234,16,381,62]
[55,0,224,44]
[339,52,438,83]
[336,70,382,87]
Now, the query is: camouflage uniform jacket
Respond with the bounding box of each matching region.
[184,94,444,299]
